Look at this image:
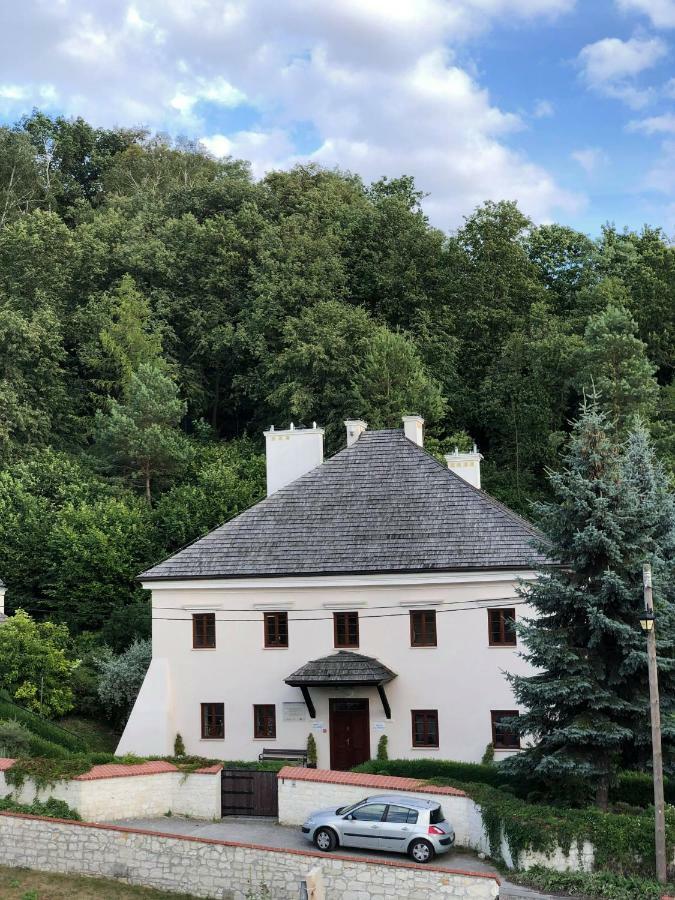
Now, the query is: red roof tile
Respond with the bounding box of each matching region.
[276,766,466,797]
[194,764,223,775]
[0,758,15,771]
[74,761,178,781]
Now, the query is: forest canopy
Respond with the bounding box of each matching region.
[0,110,673,651]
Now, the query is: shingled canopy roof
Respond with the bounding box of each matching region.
[141,429,548,581]
[285,651,396,687]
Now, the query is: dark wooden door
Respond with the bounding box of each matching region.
[221,769,278,817]
[329,698,370,770]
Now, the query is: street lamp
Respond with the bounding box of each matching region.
[639,611,655,633]
[641,563,667,885]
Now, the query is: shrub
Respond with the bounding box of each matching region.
[353,757,512,789]
[0,794,80,821]
[376,735,388,762]
[614,771,675,808]
[513,866,675,900]
[307,733,317,767]
[97,639,151,727]
[481,743,495,765]
[0,719,32,757]
[174,733,186,757]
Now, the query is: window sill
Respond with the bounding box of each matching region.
[263,646,289,650]
[410,746,439,751]
[494,747,521,753]
[488,644,517,649]
[409,645,437,649]
[200,738,225,742]
[334,646,360,651]
[192,648,217,651]
[252,737,277,741]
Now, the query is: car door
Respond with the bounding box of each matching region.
[340,802,388,849]
[376,804,419,852]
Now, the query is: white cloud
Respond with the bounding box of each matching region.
[628,111,675,131]
[533,99,555,117]
[577,35,667,107]
[0,0,581,226]
[642,138,675,191]
[571,147,609,173]
[616,0,675,28]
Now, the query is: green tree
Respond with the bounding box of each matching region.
[578,297,658,432]
[97,638,151,727]
[94,363,193,502]
[504,402,675,806]
[0,610,78,717]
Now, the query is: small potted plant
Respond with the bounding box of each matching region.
[307,732,317,768]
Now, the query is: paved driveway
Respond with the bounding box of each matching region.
[107,816,565,899]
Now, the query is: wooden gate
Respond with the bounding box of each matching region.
[221,768,279,817]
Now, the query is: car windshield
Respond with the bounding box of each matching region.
[429,805,444,824]
[335,798,369,816]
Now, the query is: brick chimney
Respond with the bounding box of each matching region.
[445,444,483,489]
[264,423,324,496]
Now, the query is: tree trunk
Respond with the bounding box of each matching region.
[145,465,152,505]
[595,775,609,810]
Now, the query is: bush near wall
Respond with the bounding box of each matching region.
[0,795,80,820]
[513,867,675,900]
[354,759,675,808]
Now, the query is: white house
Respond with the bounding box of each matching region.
[118,417,547,769]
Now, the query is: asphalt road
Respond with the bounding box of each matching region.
[107,815,566,899]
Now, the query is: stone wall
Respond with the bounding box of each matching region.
[0,759,221,822]
[0,812,500,900]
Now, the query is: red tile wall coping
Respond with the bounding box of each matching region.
[277,766,467,798]
[0,758,222,781]
[0,810,499,884]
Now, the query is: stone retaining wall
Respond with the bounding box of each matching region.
[0,812,500,900]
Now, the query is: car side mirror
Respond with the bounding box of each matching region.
[344,814,354,820]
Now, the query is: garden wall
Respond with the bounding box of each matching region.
[0,758,221,821]
[0,811,501,900]
[277,767,596,873]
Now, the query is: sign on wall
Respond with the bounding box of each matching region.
[282,702,308,722]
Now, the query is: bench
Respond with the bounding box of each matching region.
[258,748,308,765]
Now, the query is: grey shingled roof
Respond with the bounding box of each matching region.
[286,651,396,686]
[141,429,548,581]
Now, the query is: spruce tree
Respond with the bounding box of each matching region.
[504,400,675,807]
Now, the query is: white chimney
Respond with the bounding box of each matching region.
[402,415,424,447]
[345,419,367,447]
[445,444,483,489]
[264,423,324,496]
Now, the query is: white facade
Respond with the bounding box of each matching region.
[118,569,535,764]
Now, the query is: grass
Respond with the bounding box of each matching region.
[56,717,119,754]
[0,865,196,899]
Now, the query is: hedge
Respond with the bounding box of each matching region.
[0,795,81,821]
[354,758,674,809]
[512,866,675,900]
[0,694,86,753]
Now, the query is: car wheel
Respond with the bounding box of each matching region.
[314,827,337,852]
[408,838,434,863]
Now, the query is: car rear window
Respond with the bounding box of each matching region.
[429,805,444,824]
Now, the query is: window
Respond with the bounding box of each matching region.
[254,704,276,739]
[410,610,437,647]
[412,709,439,748]
[385,804,419,824]
[201,702,224,739]
[334,611,359,648]
[192,613,216,649]
[491,710,520,749]
[488,608,516,646]
[264,611,288,648]
[350,803,387,822]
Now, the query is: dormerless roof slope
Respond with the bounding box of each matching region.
[141,429,548,581]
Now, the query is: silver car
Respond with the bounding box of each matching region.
[301,794,455,863]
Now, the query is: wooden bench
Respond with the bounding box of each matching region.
[258,748,308,765]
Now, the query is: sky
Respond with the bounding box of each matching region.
[1,0,675,235]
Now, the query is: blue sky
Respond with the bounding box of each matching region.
[1,0,675,235]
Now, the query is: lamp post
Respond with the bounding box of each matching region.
[640,562,667,885]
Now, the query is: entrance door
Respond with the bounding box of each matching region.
[329,698,370,770]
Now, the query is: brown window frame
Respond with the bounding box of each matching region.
[253,704,276,740]
[411,709,439,748]
[491,710,520,750]
[410,610,437,647]
[201,702,224,740]
[264,611,288,648]
[333,611,359,648]
[488,608,516,647]
[192,613,216,649]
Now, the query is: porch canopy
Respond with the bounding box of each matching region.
[285,650,397,719]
